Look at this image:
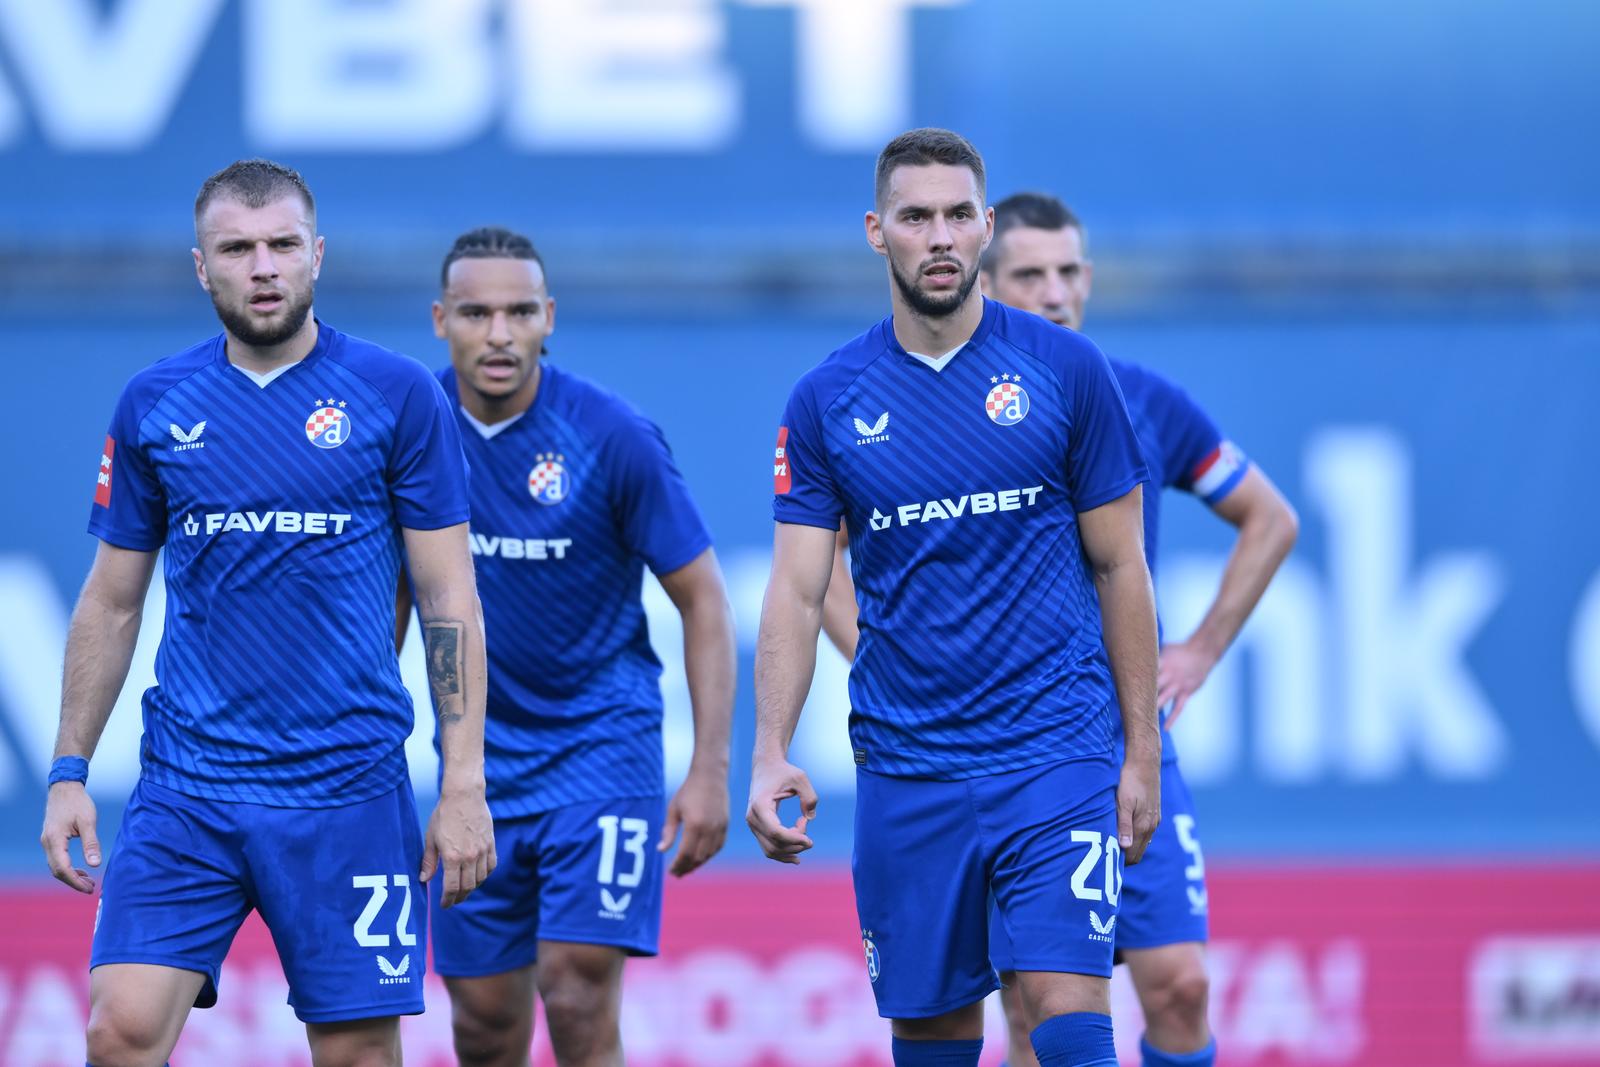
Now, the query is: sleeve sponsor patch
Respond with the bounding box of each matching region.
[93,435,114,507]
[773,426,791,494]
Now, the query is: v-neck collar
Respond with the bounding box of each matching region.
[445,361,552,442]
[880,297,999,373]
[213,319,333,391]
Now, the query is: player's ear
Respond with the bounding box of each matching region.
[192,247,210,293]
[311,235,325,281]
[979,206,995,254]
[544,295,556,337]
[1082,259,1094,297]
[431,300,447,339]
[864,211,887,258]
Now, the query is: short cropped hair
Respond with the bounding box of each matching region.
[194,159,315,231]
[983,191,1088,273]
[874,127,987,209]
[439,226,547,290]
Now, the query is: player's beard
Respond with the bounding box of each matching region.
[889,253,979,319]
[211,284,315,347]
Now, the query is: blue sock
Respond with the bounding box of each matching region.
[1141,1035,1216,1067]
[890,1036,983,1066]
[1031,1012,1117,1066]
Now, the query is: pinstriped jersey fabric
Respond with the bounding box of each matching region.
[774,299,1147,779]
[1109,358,1250,762]
[87,323,470,807]
[438,363,711,818]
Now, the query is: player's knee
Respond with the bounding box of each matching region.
[1147,962,1210,1029]
[451,996,528,1064]
[538,953,620,1053]
[85,1001,170,1065]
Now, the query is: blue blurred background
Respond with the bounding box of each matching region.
[3,0,1599,874]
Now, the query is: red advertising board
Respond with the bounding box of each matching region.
[1,865,1596,1066]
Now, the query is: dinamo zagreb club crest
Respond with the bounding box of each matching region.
[985,377,1030,426]
[528,452,571,506]
[305,401,352,449]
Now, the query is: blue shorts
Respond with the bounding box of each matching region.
[92,777,426,1023]
[431,795,665,978]
[990,758,1208,971]
[852,756,1121,1019]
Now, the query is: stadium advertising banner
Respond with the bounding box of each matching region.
[1,1,1596,239]
[3,867,1598,1066]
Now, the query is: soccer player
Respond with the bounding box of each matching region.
[749,128,1161,1067]
[824,192,1300,1067]
[404,227,735,1067]
[38,159,494,1067]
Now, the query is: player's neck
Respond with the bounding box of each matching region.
[225,314,319,374]
[890,291,984,357]
[461,360,542,426]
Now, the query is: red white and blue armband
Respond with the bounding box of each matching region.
[1190,440,1249,506]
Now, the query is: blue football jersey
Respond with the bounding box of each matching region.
[87,323,471,807]
[1109,359,1249,759]
[774,298,1148,779]
[438,363,712,818]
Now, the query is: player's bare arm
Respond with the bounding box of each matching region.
[655,547,737,876]
[41,541,157,893]
[1159,467,1299,723]
[404,521,495,907]
[1078,484,1162,863]
[747,521,836,864]
[820,523,859,661]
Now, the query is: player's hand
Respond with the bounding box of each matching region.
[41,781,101,893]
[1116,747,1161,865]
[1157,638,1219,727]
[422,786,496,908]
[659,763,730,877]
[745,755,817,865]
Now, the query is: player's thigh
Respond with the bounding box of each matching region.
[86,963,209,1059]
[246,780,427,1024]
[534,796,665,958]
[91,780,253,1011]
[433,815,545,980]
[444,964,539,1039]
[980,755,1121,980]
[1115,760,1209,954]
[304,1014,402,1067]
[852,769,996,1020]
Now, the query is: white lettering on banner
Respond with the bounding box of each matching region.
[0,940,1369,1065]
[0,0,225,148]
[1207,940,1366,1062]
[0,0,963,151]
[741,0,963,150]
[507,0,738,150]
[246,0,495,150]
[1167,427,1508,784]
[1569,571,1600,751]
[1471,936,1600,1056]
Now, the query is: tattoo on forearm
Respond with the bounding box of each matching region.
[424,621,465,726]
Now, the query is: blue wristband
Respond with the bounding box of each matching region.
[48,755,88,786]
